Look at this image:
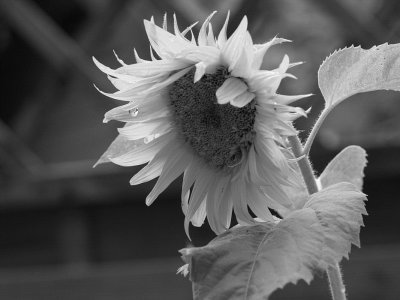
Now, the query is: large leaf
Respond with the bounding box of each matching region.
[318,145,367,190]
[318,43,400,109]
[179,183,367,300]
[304,183,367,264]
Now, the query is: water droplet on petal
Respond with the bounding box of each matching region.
[129,108,139,117]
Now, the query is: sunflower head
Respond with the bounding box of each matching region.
[94,12,311,235]
[169,67,256,171]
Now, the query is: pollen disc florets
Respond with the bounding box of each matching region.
[169,68,256,170]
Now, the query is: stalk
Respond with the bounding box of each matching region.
[288,135,347,300]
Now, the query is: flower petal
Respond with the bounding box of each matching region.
[144,67,192,95]
[273,93,313,105]
[129,137,178,185]
[198,11,217,46]
[216,77,249,105]
[230,31,254,78]
[144,19,192,58]
[206,23,216,47]
[221,16,248,68]
[146,143,193,205]
[104,95,170,123]
[232,180,254,225]
[252,37,290,69]
[181,159,202,214]
[118,117,172,140]
[247,186,274,221]
[185,167,214,237]
[129,154,165,185]
[217,11,230,48]
[110,132,172,167]
[134,48,149,63]
[230,91,255,108]
[194,61,206,83]
[192,199,207,227]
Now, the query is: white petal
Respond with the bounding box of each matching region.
[191,200,207,227]
[145,67,192,95]
[103,102,134,123]
[221,16,248,68]
[194,62,206,82]
[149,46,157,61]
[190,30,197,45]
[146,145,192,205]
[278,54,290,74]
[113,50,126,66]
[216,77,248,105]
[122,59,190,77]
[134,48,149,63]
[288,61,304,69]
[107,76,132,90]
[96,75,166,101]
[181,190,190,216]
[173,14,192,43]
[206,177,221,233]
[176,46,220,64]
[181,159,202,214]
[162,13,167,30]
[104,95,170,123]
[271,93,313,105]
[129,137,177,185]
[129,155,165,185]
[230,31,254,78]
[273,103,308,119]
[184,167,214,237]
[182,22,199,37]
[144,19,192,59]
[247,145,278,187]
[249,72,293,95]
[247,186,274,221]
[206,23,216,47]
[198,11,217,46]
[252,37,290,69]
[110,131,172,166]
[230,91,255,108]
[217,11,230,48]
[207,175,230,234]
[118,117,171,140]
[231,180,253,225]
[216,178,233,230]
[93,57,139,83]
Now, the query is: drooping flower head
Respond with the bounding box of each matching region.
[94,12,311,235]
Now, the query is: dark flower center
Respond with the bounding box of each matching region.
[168,68,256,171]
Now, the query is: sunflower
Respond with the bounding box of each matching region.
[94,12,311,235]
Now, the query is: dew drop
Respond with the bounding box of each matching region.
[129,108,139,117]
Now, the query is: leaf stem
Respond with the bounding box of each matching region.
[303,106,332,156]
[288,135,347,300]
[327,263,347,300]
[287,135,318,194]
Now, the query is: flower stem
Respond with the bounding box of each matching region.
[288,135,318,195]
[327,263,347,300]
[288,135,347,300]
[302,106,332,156]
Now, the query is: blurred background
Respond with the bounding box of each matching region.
[0,0,400,299]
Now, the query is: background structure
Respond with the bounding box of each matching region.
[0,0,400,299]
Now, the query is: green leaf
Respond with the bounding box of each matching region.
[319,145,367,190]
[318,43,400,109]
[179,183,367,300]
[304,183,367,263]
